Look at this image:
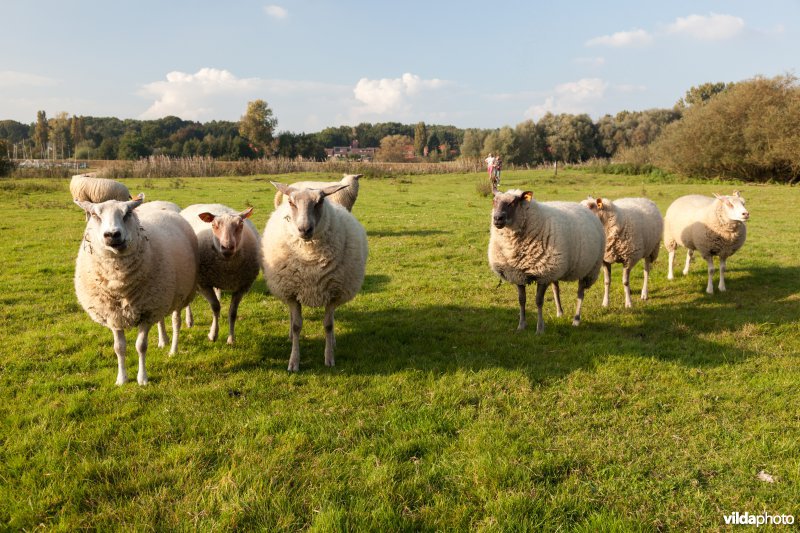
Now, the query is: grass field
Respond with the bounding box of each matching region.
[1,170,798,530]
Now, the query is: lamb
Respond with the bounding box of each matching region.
[273,174,362,212]
[180,203,261,345]
[74,194,199,385]
[581,196,663,308]
[262,181,368,371]
[70,173,131,203]
[663,191,750,294]
[488,189,605,333]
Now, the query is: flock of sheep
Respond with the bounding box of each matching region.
[69,172,750,385]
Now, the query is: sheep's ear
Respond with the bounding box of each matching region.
[521,191,533,202]
[271,181,291,194]
[596,198,604,210]
[125,193,144,212]
[733,190,741,197]
[320,183,348,197]
[198,212,216,223]
[351,174,363,180]
[238,207,254,219]
[74,199,94,213]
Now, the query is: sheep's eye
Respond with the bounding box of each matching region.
[91,213,100,220]
[123,212,131,220]
[288,200,296,208]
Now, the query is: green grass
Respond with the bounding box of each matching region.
[1,169,799,530]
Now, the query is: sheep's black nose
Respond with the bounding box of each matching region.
[104,230,121,241]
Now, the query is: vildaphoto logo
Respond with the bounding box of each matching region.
[723,512,795,526]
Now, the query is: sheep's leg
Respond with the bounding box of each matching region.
[112,328,127,386]
[551,281,563,317]
[288,300,303,372]
[622,266,632,308]
[170,310,180,355]
[641,258,652,301]
[601,262,611,307]
[516,284,528,331]
[226,290,246,345]
[573,280,586,327]
[705,256,715,294]
[198,285,221,342]
[323,304,336,367]
[157,319,168,349]
[682,249,694,276]
[185,305,194,328]
[667,250,675,280]
[718,258,727,292]
[135,324,150,386]
[535,282,548,334]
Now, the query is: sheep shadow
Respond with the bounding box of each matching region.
[251,263,799,383]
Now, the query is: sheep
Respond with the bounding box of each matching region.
[488,189,605,333]
[74,194,198,385]
[180,204,261,345]
[273,174,362,212]
[70,173,131,203]
[581,196,663,308]
[262,181,368,371]
[663,191,750,294]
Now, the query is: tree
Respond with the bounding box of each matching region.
[426,132,440,156]
[677,81,733,108]
[34,110,48,158]
[49,112,72,159]
[377,134,412,162]
[118,131,150,160]
[0,140,13,176]
[459,128,486,158]
[239,99,278,156]
[413,121,427,157]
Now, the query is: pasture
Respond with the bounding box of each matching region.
[1,170,798,530]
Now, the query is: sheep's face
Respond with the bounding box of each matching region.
[272,182,348,241]
[492,189,533,229]
[75,194,144,254]
[199,208,254,258]
[716,192,750,222]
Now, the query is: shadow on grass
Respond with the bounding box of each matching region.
[249,264,800,384]
[368,230,451,238]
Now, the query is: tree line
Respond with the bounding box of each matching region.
[2,75,799,182]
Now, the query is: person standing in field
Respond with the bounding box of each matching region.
[493,155,502,187]
[484,153,495,180]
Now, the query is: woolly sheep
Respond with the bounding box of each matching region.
[74,194,198,385]
[581,196,663,308]
[488,189,605,333]
[70,173,131,203]
[273,174,362,211]
[262,182,368,371]
[663,191,750,294]
[180,204,261,345]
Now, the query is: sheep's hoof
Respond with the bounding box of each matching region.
[115,377,127,386]
[227,336,235,346]
[572,317,581,327]
[287,364,299,372]
[137,375,148,386]
[516,322,527,331]
[667,273,674,280]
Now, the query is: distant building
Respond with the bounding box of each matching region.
[325,140,377,161]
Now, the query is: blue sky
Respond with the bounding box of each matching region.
[1,0,797,133]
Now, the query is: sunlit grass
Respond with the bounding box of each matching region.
[1,169,798,530]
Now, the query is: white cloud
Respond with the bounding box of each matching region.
[139,68,259,120]
[352,73,448,115]
[666,13,744,40]
[0,70,58,88]
[586,29,652,47]
[524,78,609,120]
[264,5,288,19]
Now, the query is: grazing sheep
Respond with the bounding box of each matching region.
[488,189,605,333]
[262,182,368,371]
[581,196,663,308]
[180,204,261,345]
[664,191,750,294]
[74,194,198,385]
[70,173,131,203]
[273,174,362,211]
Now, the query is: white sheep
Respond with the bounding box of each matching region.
[262,182,368,371]
[488,189,605,333]
[581,196,663,308]
[273,174,362,211]
[663,191,750,294]
[74,194,198,385]
[70,173,131,203]
[180,203,261,345]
